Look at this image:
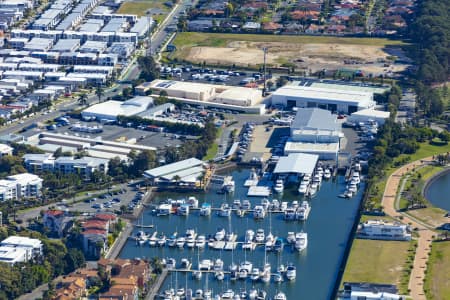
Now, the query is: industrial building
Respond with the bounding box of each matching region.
[143,158,207,188]
[284,108,343,160]
[348,108,391,125]
[273,153,319,182]
[81,96,154,120]
[146,80,263,107]
[0,173,43,202]
[0,236,43,265]
[271,83,376,114]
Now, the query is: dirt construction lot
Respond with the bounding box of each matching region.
[171,33,409,75]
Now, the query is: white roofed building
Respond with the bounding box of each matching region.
[0,143,13,157]
[0,173,43,201]
[348,108,391,125]
[357,220,411,241]
[0,236,43,265]
[273,153,319,182]
[271,84,375,114]
[81,96,154,120]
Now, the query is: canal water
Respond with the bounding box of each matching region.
[425,170,450,211]
[119,169,365,299]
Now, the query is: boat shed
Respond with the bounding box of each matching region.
[143,158,207,187]
[273,153,319,181]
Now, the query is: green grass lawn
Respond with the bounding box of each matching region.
[393,142,450,166]
[203,143,218,161]
[342,239,412,289]
[424,241,450,300]
[117,0,168,17]
[172,32,407,49]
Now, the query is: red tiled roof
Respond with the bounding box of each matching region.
[94,213,117,221]
[82,229,107,235]
[46,210,64,217]
[263,22,282,30]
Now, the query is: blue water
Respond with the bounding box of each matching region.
[425,170,450,211]
[119,169,364,299]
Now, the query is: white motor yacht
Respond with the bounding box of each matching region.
[181,258,192,269]
[215,271,225,281]
[286,232,295,244]
[286,264,296,281]
[136,231,148,246]
[215,228,226,241]
[176,237,185,248]
[240,261,253,273]
[245,229,255,242]
[270,199,280,211]
[347,183,357,193]
[257,290,267,300]
[274,291,287,300]
[238,268,248,279]
[296,201,311,221]
[222,289,235,299]
[148,232,158,247]
[157,234,166,247]
[187,196,199,208]
[166,258,176,270]
[218,203,231,217]
[298,182,308,194]
[284,208,296,221]
[167,232,177,247]
[273,272,283,283]
[232,199,241,209]
[265,233,275,251]
[351,172,361,184]
[324,168,331,179]
[248,289,257,299]
[213,258,224,271]
[273,179,284,194]
[250,268,260,281]
[241,200,251,210]
[309,182,318,196]
[295,231,308,252]
[255,229,265,243]
[196,235,206,249]
[193,270,202,280]
[260,263,271,283]
[200,203,212,216]
[253,205,266,219]
[199,259,213,271]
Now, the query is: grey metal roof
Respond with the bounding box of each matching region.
[273,153,319,174]
[292,108,340,131]
[143,158,205,178]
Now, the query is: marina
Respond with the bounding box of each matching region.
[119,168,365,299]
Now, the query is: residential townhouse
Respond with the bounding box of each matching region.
[0,236,43,265]
[0,173,43,201]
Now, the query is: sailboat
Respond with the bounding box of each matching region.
[193,250,202,280]
[260,248,271,283]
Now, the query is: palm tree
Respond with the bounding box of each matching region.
[78,93,88,106]
[95,85,104,103]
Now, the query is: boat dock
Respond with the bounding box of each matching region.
[247,186,271,197]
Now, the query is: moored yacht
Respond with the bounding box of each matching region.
[286,264,296,281]
[274,291,287,300]
[295,231,308,252]
[298,182,308,194]
[200,202,212,216]
[215,228,226,241]
[195,235,206,249]
[296,201,311,221]
[255,229,265,243]
[324,168,331,179]
[253,205,266,219]
[167,232,178,247]
[273,179,284,194]
[241,200,251,210]
[218,203,231,217]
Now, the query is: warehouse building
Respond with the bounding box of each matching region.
[271,84,375,114]
[273,153,319,182]
[284,108,343,160]
[81,96,154,120]
[348,108,391,125]
[144,79,264,109]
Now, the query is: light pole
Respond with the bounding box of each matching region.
[262,47,267,97]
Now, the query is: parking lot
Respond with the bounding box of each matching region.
[54,183,149,215]
[160,65,268,87]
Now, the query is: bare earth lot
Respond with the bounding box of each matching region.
[172,33,409,75]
